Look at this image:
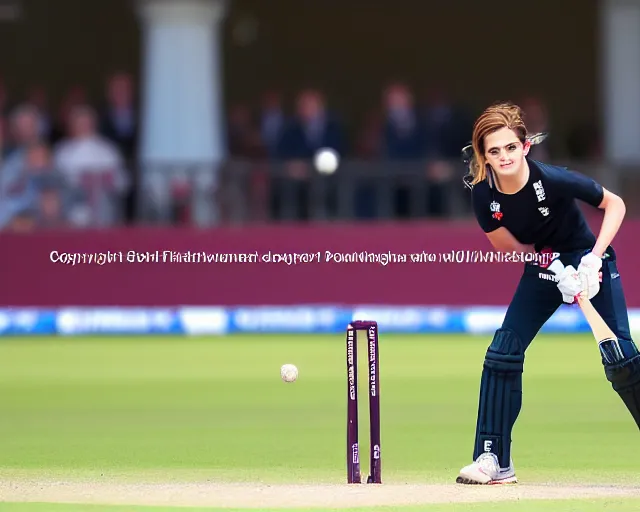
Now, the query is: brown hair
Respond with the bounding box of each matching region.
[466,102,528,186]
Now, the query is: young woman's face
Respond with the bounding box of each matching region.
[483,127,530,178]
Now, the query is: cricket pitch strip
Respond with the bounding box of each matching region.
[1,479,640,508]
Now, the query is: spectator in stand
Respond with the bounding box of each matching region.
[99,72,138,160]
[25,142,69,228]
[379,82,426,218]
[98,72,139,223]
[53,104,129,227]
[0,141,67,231]
[0,104,43,228]
[381,82,426,160]
[274,88,346,220]
[277,88,346,159]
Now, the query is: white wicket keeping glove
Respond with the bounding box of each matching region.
[556,265,582,304]
[577,252,602,299]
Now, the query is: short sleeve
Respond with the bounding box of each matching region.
[550,168,604,208]
[471,183,500,233]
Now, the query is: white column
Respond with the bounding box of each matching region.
[137,0,226,164]
[602,0,640,165]
[136,0,227,225]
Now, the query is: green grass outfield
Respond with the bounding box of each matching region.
[1,333,639,512]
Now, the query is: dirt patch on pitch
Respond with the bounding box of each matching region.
[1,480,640,508]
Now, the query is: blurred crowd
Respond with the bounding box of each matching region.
[227,83,601,163]
[0,73,601,231]
[224,85,592,221]
[0,72,136,232]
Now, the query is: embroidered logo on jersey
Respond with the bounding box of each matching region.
[490,201,503,220]
[533,180,546,202]
[538,207,550,216]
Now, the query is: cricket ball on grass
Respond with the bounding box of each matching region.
[280,364,298,383]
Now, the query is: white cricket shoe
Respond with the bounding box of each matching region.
[456,452,517,485]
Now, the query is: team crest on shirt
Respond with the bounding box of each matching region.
[490,201,503,220]
[538,207,550,216]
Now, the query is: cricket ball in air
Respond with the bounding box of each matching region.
[313,148,339,174]
[280,364,299,383]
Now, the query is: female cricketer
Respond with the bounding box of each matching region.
[456,102,640,485]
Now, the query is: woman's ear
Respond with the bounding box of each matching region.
[523,140,531,155]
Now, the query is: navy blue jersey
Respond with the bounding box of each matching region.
[471,158,604,253]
